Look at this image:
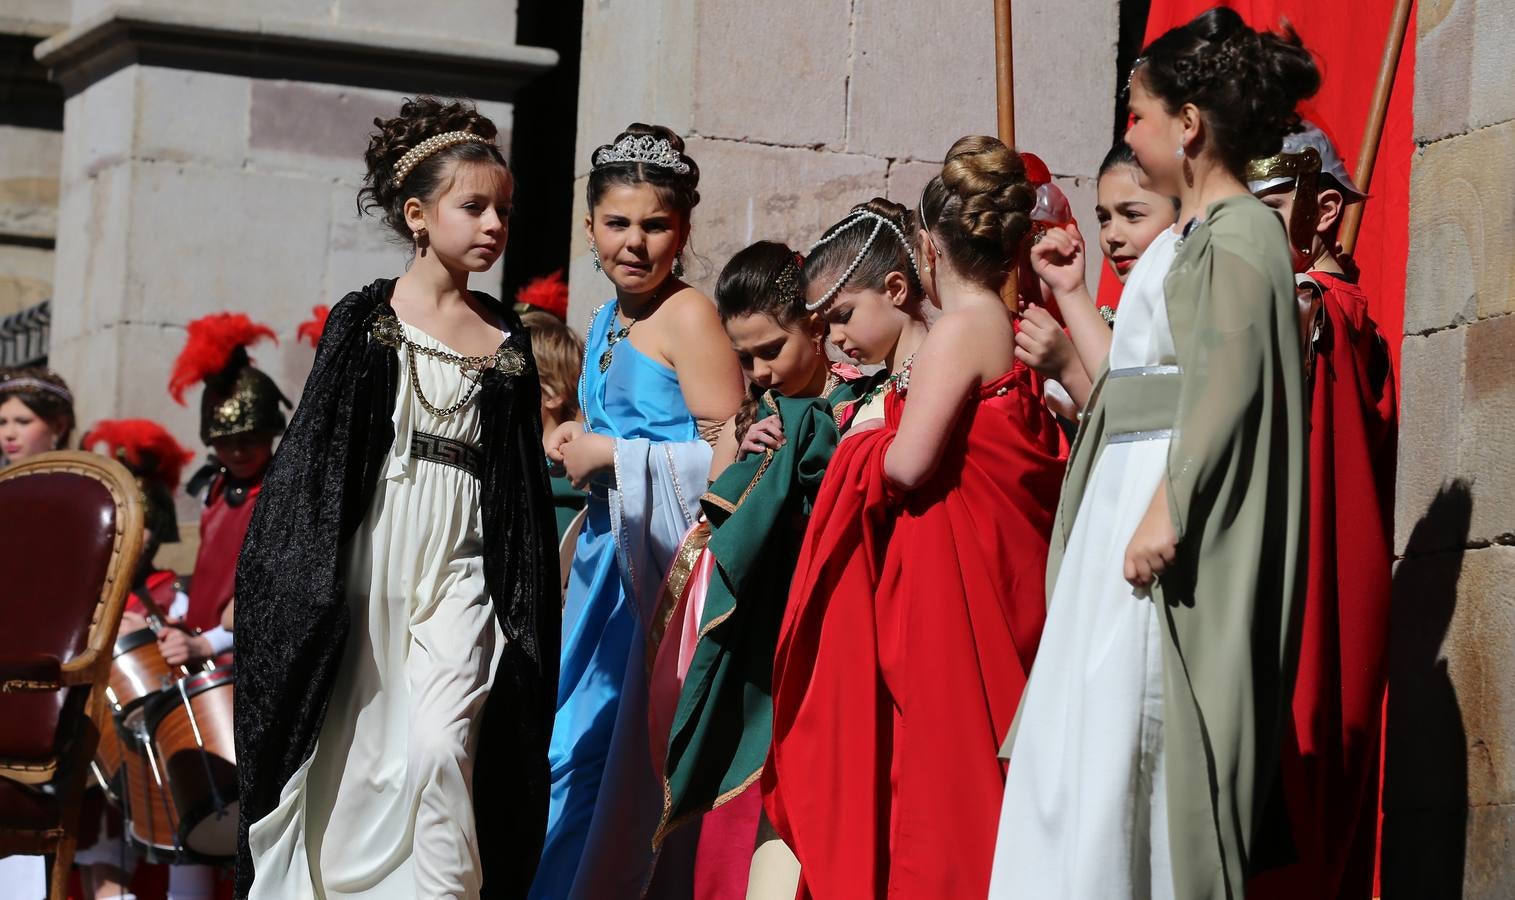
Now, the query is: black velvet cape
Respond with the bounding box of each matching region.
[232,279,559,898]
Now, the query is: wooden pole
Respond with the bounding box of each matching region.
[1338,0,1413,255]
[994,0,1015,147]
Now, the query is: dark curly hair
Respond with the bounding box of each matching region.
[1135,7,1320,177]
[358,96,510,245]
[586,123,701,222]
[802,197,921,310]
[918,136,1035,291]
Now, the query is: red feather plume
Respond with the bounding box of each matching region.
[168,313,278,405]
[516,270,569,320]
[297,305,330,347]
[83,419,195,490]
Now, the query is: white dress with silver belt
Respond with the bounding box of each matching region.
[989,228,1181,900]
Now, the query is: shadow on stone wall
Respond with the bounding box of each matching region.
[1382,478,1473,898]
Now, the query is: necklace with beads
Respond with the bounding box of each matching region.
[598,285,674,374]
[858,353,916,407]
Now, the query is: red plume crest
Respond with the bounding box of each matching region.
[83,419,195,490]
[297,305,330,347]
[516,270,569,320]
[168,313,278,405]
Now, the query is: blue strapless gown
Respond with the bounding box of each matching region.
[530,302,700,899]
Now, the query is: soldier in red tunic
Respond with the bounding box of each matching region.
[1247,123,1398,900]
[164,313,290,669]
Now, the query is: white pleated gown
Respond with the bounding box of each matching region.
[988,228,1182,900]
[249,321,505,900]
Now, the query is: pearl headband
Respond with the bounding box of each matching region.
[0,376,73,404]
[804,211,921,312]
[391,131,493,189]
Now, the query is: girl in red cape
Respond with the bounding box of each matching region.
[763,146,1067,899]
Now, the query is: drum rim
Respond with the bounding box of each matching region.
[142,666,232,731]
[113,626,158,656]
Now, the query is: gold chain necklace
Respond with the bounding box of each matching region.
[371,313,526,420]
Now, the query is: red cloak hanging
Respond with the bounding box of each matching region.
[1250,272,1397,899]
[185,475,263,634]
[763,364,1065,899]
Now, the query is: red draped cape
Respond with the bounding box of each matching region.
[763,365,1065,899]
[1249,273,1397,898]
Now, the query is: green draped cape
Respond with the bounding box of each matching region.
[1045,195,1308,898]
[654,373,877,843]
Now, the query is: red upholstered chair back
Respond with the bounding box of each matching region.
[0,451,143,772]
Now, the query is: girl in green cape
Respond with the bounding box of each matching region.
[991,9,1320,899]
[646,239,884,897]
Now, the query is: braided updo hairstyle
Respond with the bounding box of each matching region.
[358,96,509,244]
[587,123,701,222]
[801,197,922,307]
[1135,7,1320,176]
[918,136,1035,291]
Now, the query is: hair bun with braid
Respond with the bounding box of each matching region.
[919,135,1035,290]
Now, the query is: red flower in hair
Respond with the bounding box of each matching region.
[297,305,330,347]
[168,313,278,405]
[516,270,569,320]
[83,419,195,490]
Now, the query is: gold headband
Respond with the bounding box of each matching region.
[1245,145,1322,184]
[391,131,493,189]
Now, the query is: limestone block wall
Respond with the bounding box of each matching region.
[1382,0,1515,895]
[0,125,59,317]
[566,0,1120,326]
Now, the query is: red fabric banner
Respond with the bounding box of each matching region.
[1092,0,1412,382]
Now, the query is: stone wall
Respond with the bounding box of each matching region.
[0,5,67,321]
[1382,0,1515,895]
[566,0,1120,326]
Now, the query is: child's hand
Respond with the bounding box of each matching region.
[1031,223,1087,299]
[740,417,785,457]
[545,420,580,463]
[158,625,211,667]
[1013,306,1076,381]
[120,610,150,635]
[560,432,615,490]
[1124,484,1177,589]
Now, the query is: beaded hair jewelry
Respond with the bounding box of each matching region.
[0,376,73,404]
[391,131,493,189]
[772,253,803,306]
[804,211,921,312]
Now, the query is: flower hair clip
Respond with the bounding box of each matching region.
[592,135,691,174]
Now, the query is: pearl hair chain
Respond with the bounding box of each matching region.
[804,211,921,312]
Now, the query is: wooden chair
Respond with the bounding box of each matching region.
[0,450,144,899]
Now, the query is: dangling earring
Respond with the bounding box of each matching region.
[1174,144,1185,159]
[672,253,685,279]
[590,240,602,272]
[413,226,428,258]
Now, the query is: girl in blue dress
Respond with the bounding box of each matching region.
[535,123,744,899]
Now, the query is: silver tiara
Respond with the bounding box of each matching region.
[804,212,920,312]
[0,376,73,404]
[592,135,691,174]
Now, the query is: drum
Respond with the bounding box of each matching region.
[94,628,182,801]
[144,667,238,861]
[118,696,182,863]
